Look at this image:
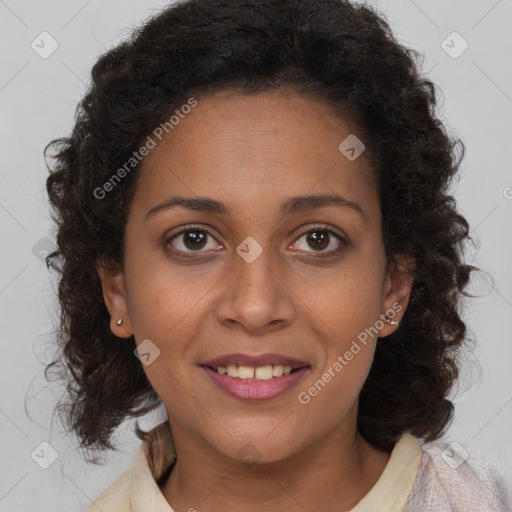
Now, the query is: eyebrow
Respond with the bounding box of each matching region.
[145,193,367,220]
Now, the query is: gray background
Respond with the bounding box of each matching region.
[1,0,511,510]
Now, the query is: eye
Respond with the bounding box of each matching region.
[290,224,346,256]
[165,223,347,258]
[166,225,222,254]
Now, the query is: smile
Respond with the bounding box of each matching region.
[200,364,310,401]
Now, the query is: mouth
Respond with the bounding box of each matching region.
[199,354,310,401]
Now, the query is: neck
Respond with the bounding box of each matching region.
[160,420,391,512]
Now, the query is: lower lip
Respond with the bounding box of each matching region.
[201,366,309,401]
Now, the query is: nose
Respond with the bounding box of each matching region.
[213,247,296,335]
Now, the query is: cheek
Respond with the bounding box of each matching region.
[123,247,217,340]
[295,344,376,437]
[295,255,383,397]
[296,284,380,419]
[298,255,384,337]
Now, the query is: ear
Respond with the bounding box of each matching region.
[96,262,133,338]
[378,255,414,338]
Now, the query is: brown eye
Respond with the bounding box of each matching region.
[166,226,221,254]
[290,225,346,255]
[305,230,330,251]
[181,230,208,250]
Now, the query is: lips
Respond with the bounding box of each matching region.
[201,365,310,401]
[200,352,309,369]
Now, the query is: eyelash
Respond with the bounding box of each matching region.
[165,223,348,259]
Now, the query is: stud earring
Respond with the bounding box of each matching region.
[383,316,399,327]
[116,319,123,326]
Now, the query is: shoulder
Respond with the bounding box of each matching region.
[403,437,511,512]
[83,421,176,512]
[85,467,133,512]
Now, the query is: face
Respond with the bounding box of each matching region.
[98,89,412,464]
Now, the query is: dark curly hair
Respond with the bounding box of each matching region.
[45,0,475,457]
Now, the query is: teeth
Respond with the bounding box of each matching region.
[227,364,238,378]
[255,365,273,380]
[238,365,255,379]
[272,365,284,377]
[213,364,296,380]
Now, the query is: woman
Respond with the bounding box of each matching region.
[44,0,510,510]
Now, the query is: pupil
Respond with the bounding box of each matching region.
[184,230,207,250]
[307,231,328,250]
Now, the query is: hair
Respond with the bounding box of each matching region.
[45,0,476,457]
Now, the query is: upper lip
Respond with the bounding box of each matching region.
[201,353,309,369]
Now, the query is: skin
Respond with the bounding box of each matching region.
[98,89,413,512]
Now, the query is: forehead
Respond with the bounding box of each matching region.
[131,89,379,221]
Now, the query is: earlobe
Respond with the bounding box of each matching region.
[96,264,133,338]
[379,255,414,338]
